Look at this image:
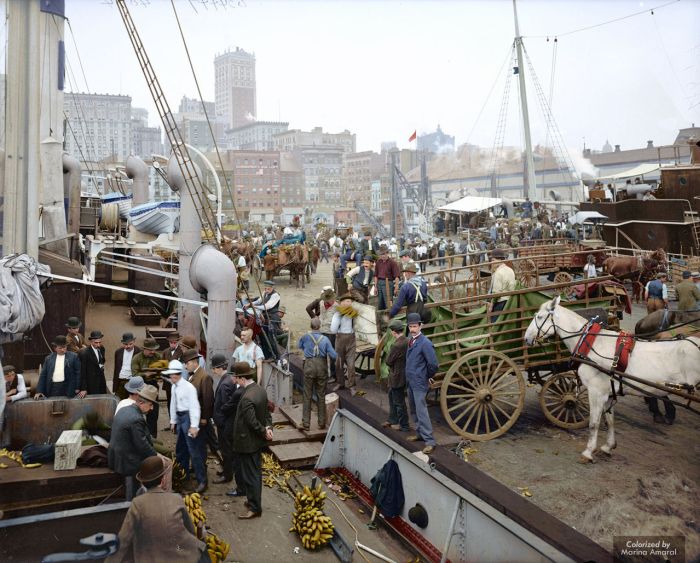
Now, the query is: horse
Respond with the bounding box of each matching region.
[524,296,700,463]
[634,309,700,339]
[287,243,308,289]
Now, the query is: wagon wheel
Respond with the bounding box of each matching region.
[517,259,538,288]
[539,372,589,429]
[252,254,263,282]
[373,334,386,381]
[440,349,525,441]
[552,271,575,297]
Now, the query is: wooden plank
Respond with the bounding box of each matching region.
[278,403,328,439]
[271,411,290,426]
[269,442,322,469]
[269,427,307,446]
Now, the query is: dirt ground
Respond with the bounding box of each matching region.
[86,258,700,560]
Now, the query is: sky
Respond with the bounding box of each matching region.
[22,0,700,154]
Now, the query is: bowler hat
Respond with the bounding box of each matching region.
[3,364,16,374]
[137,384,159,404]
[406,313,422,325]
[136,455,169,483]
[229,361,255,378]
[65,317,82,328]
[181,336,197,349]
[408,503,429,528]
[364,231,372,237]
[181,348,201,363]
[121,332,136,344]
[210,353,228,369]
[162,359,184,376]
[52,335,68,347]
[142,338,159,351]
[682,270,691,279]
[388,319,404,333]
[125,376,145,393]
[88,330,104,340]
[166,332,181,342]
[491,249,507,260]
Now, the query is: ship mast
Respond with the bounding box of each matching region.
[513,0,537,200]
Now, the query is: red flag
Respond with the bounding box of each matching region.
[408,130,417,142]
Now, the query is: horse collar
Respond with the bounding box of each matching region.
[572,320,602,363]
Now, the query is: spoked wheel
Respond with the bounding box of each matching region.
[373,334,387,381]
[553,271,575,297]
[517,259,538,288]
[540,372,589,429]
[440,350,525,441]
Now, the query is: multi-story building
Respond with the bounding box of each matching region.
[131,107,162,159]
[63,92,132,163]
[214,47,256,129]
[225,121,289,151]
[214,150,303,221]
[417,124,455,154]
[272,127,355,206]
[342,150,385,209]
[178,95,215,116]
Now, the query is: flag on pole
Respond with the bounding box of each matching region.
[408,130,417,143]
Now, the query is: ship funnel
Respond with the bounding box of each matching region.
[125,155,149,206]
[189,244,236,367]
[548,190,562,201]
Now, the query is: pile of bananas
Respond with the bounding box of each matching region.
[290,484,334,550]
[204,533,230,563]
[324,472,357,501]
[0,448,41,469]
[184,492,207,537]
[148,359,170,370]
[171,459,188,492]
[261,452,300,493]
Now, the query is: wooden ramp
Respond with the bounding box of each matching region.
[268,442,323,470]
[278,403,328,440]
[268,404,330,468]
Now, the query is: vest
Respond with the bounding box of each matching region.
[647,279,664,299]
[264,290,280,316]
[352,267,374,289]
[319,302,337,334]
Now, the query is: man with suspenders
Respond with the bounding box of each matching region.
[297,318,337,430]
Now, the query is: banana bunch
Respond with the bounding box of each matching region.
[184,492,207,537]
[171,460,188,492]
[261,452,300,493]
[148,359,170,369]
[0,448,41,469]
[290,484,334,550]
[204,533,230,563]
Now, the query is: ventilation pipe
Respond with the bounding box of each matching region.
[125,155,149,205]
[40,136,69,256]
[63,153,81,240]
[167,155,205,347]
[500,197,515,218]
[190,244,236,368]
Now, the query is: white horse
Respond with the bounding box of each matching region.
[524,296,700,463]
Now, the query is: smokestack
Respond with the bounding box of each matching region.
[646,140,654,149]
[614,145,621,153]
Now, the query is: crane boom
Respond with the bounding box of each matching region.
[115,0,220,247]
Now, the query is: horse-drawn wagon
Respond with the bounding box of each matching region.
[256,242,312,287]
[376,274,623,441]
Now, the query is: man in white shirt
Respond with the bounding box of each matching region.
[113,332,140,400]
[488,249,516,321]
[165,360,207,493]
[330,293,357,391]
[232,328,264,382]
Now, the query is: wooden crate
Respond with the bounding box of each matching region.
[54,430,83,471]
[129,306,161,326]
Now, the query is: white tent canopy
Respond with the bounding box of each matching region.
[599,163,660,180]
[438,196,502,214]
[568,211,608,225]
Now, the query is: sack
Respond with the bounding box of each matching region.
[21,443,55,464]
[77,445,109,467]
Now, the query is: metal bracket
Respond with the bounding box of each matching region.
[51,400,66,416]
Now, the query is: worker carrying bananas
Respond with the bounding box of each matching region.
[106,456,209,563]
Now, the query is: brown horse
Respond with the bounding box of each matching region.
[634,309,700,339]
[287,244,308,289]
[309,244,320,274]
[604,249,666,302]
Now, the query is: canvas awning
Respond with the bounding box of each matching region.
[599,163,660,180]
[568,211,608,225]
[437,196,502,214]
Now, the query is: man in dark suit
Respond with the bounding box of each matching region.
[78,330,107,397]
[359,230,379,262]
[113,332,141,400]
[231,362,273,519]
[65,317,87,354]
[35,335,81,398]
[108,385,158,500]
